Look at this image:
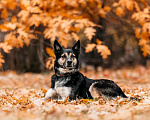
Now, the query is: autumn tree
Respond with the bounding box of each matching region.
[0,0,149,71]
[0,0,111,71]
[112,0,150,57]
[102,0,150,67]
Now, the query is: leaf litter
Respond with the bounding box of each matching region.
[0,65,150,120]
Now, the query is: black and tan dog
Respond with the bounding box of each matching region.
[44,40,127,101]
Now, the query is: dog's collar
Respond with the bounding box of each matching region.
[56,73,71,77]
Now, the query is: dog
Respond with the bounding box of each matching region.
[44,40,127,101]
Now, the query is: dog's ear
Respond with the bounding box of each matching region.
[72,40,80,53]
[54,40,62,54]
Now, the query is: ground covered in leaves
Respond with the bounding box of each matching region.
[0,66,150,120]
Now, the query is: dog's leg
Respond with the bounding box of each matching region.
[44,75,58,100]
[89,80,127,99]
[55,87,72,101]
[44,88,57,100]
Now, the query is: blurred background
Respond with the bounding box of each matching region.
[0,0,150,73]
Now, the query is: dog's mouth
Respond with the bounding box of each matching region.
[65,66,74,70]
[66,65,73,67]
[64,63,74,69]
[62,65,75,70]
[57,66,78,74]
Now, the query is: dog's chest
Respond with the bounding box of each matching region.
[54,76,72,100]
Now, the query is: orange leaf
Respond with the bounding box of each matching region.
[28,34,38,39]
[31,0,41,6]
[46,57,55,70]
[115,7,125,17]
[0,42,13,53]
[85,43,96,53]
[17,36,24,48]
[139,39,150,57]
[17,28,28,38]
[96,39,103,45]
[1,9,8,19]
[134,1,140,12]
[24,38,31,46]
[99,9,106,18]
[96,45,111,59]
[103,6,111,12]
[0,24,12,32]
[80,99,89,104]
[18,10,29,22]
[7,1,17,10]
[139,39,147,46]
[46,47,55,57]
[35,31,42,34]
[0,53,5,67]
[113,3,119,7]
[58,37,69,48]
[4,32,16,46]
[44,28,58,41]
[29,6,43,13]
[27,14,41,27]
[61,20,74,33]
[126,0,134,11]
[4,22,17,30]
[11,16,17,23]
[71,32,79,41]
[135,28,141,39]
[84,27,96,40]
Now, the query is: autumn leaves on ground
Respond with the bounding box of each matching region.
[0,66,149,120]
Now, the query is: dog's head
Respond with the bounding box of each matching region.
[54,40,80,74]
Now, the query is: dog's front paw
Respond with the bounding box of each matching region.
[44,88,57,101]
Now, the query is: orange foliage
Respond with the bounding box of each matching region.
[113,0,150,57]
[0,0,110,68]
[85,40,111,59]
[0,0,149,68]
[0,42,12,53]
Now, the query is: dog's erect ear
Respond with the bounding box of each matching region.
[54,40,62,54]
[72,40,80,53]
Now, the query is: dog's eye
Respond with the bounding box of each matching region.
[61,55,66,58]
[71,54,75,58]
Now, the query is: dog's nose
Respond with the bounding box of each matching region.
[67,60,72,65]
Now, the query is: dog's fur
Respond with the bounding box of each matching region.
[44,40,127,101]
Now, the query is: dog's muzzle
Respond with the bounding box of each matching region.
[66,60,72,67]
